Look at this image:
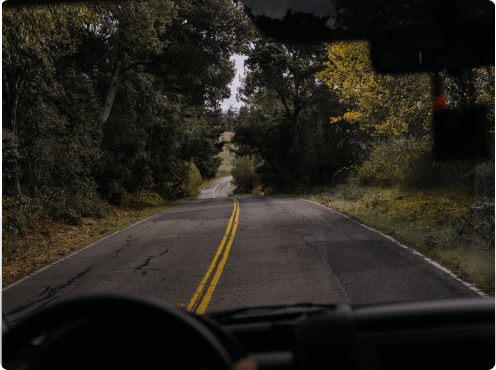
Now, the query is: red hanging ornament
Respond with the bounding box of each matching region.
[432,95,446,110]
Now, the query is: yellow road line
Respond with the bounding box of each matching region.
[213,179,228,198]
[186,198,237,313]
[196,198,240,314]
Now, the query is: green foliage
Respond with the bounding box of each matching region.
[40,184,109,226]
[329,184,366,202]
[467,160,495,198]
[263,187,273,196]
[3,0,254,235]
[231,156,258,194]
[2,129,21,194]
[3,196,39,236]
[233,38,364,193]
[121,190,166,211]
[2,186,110,235]
[186,163,202,199]
[342,139,475,191]
[318,40,432,141]
[469,196,495,245]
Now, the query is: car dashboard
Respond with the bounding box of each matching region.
[204,297,495,370]
[2,295,494,370]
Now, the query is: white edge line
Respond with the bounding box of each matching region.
[2,201,186,292]
[294,197,490,298]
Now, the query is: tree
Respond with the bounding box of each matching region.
[95,0,255,124]
[232,36,364,191]
[317,40,432,147]
[2,3,103,194]
[238,38,328,180]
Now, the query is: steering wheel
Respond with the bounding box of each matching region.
[3,294,248,370]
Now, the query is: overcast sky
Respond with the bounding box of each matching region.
[220,54,248,112]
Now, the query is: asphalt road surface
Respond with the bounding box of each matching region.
[2,176,482,324]
[199,176,233,199]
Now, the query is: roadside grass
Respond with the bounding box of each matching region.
[279,184,494,296]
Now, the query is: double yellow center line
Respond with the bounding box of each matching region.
[186,197,240,314]
[212,177,230,198]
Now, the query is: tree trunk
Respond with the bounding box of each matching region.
[6,74,22,194]
[101,58,124,125]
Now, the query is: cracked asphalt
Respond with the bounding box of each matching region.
[2,177,480,324]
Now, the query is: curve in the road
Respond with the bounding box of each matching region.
[200,176,232,199]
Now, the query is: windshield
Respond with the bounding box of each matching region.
[2,0,494,322]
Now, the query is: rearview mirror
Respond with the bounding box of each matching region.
[370,21,494,74]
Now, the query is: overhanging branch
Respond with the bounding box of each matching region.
[121,58,161,73]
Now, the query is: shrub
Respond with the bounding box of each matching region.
[329,184,365,201]
[347,140,474,190]
[231,156,258,194]
[186,162,202,199]
[2,184,111,234]
[160,162,192,200]
[468,160,495,198]
[2,195,40,235]
[217,169,230,177]
[263,187,273,196]
[43,183,110,225]
[349,143,404,187]
[121,190,166,210]
[470,196,495,246]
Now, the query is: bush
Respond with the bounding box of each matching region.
[349,143,404,187]
[43,183,110,225]
[263,187,273,196]
[186,162,202,199]
[231,156,258,194]
[470,196,495,246]
[2,195,40,235]
[334,184,365,201]
[469,160,495,198]
[121,190,166,210]
[347,140,474,190]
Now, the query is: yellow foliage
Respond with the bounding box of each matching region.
[163,161,203,199]
[318,40,432,139]
[121,190,166,210]
[186,162,202,199]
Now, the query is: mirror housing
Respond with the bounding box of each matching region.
[370,21,494,74]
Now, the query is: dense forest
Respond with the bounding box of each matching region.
[3,0,255,231]
[229,34,494,195]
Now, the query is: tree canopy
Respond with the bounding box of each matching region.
[3,0,255,225]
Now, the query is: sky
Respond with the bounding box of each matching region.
[220,54,248,112]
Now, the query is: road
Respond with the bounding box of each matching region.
[199,176,233,199]
[2,176,482,324]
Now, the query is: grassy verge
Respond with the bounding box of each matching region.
[278,185,494,296]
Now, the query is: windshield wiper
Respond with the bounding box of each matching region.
[206,303,338,321]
